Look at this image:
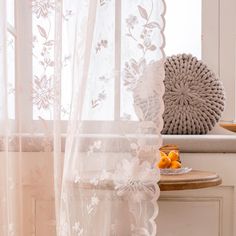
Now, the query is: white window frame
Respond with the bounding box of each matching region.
[6,0,17,132]
[202,0,236,124]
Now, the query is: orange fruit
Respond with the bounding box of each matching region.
[168,150,179,162]
[160,151,167,158]
[157,156,171,169]
[170,160,182,169]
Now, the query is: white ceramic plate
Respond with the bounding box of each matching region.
[160,167,192,175]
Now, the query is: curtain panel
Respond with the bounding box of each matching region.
[0,0,165,235]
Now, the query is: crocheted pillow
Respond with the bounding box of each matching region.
[162,54,225,134]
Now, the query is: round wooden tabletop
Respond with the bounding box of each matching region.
[159,170,222,191]
[72,170,221,192]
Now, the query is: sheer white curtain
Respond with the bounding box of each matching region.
[0,0,165,235]
[58,0,165,235]
[0,0,62,234]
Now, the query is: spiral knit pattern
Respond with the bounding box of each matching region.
[162,54,225,134]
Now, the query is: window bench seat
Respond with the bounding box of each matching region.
[163,134,236,153]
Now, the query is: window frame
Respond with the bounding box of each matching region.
[202,0,236,124]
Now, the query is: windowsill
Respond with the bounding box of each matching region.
[163,134,236,153]
[1,125,235,153]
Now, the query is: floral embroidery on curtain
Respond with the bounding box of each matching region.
[58,0,165,235]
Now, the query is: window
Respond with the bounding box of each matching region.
[11,0,164,135]
[165,0,202,59]
[7,0,236,135]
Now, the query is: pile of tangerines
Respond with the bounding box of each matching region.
[157,150,182,169]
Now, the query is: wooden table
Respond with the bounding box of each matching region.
[74,170,221,192]
[159,170,222,191]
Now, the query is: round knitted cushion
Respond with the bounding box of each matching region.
[162,54,225,134]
